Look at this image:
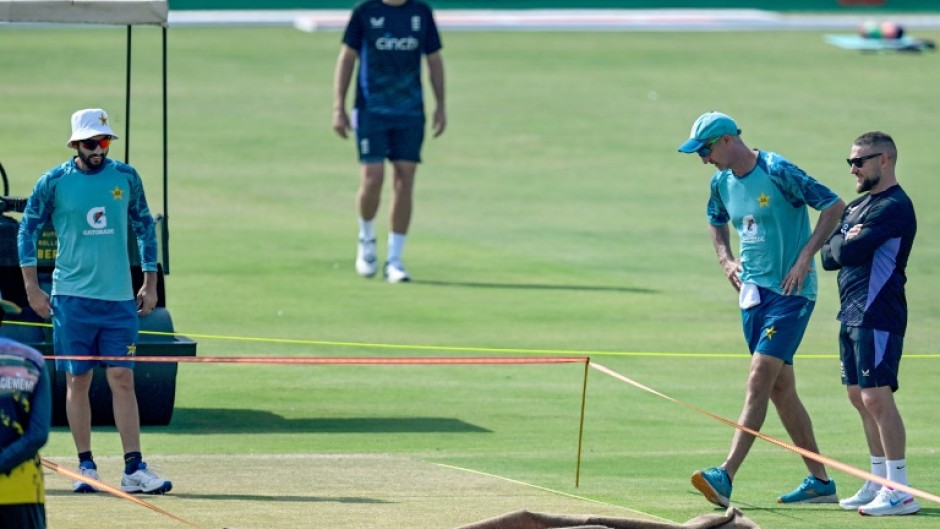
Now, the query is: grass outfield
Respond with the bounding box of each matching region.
[2,25,940,528]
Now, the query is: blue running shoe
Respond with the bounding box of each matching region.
[692,467,732,507]
[73,461,99,493]
[778,475,838,504]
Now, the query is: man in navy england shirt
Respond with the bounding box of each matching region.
[822,132,919,516]
[333,0,446,283]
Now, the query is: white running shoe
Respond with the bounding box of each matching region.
[383,260,410,283]
[121,462,173,494]
[355,238,378,278]
[858,488,920,516]
[839,484,878,510]
[73,462,99,493]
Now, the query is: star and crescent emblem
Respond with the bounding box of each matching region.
[765,326,777,340]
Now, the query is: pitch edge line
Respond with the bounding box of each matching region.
[433,462,676,524]
[590,362,940,506]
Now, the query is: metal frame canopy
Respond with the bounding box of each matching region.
[0,0,172,272]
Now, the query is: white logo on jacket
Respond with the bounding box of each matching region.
[83,206,115,235]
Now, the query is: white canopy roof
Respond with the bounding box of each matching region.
[0,0,167,25]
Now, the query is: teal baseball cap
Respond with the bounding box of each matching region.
[678,111,741,154]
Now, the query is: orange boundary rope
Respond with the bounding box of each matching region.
[40,355,590,527]
[41,458,205,528]
[590,362,940,505]
[43,355,588,365]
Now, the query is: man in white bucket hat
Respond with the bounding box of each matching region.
[18,108,172,495]
[66,108,118,148]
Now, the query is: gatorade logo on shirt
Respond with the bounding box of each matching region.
[83,206,115,235]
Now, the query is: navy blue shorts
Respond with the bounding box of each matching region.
[352,109,424,163]
[52,296,138,375]
[0,503,45,529]
[839,324,902,391]
[741,287,814,365]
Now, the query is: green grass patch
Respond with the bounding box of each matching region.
[3,25,940,529]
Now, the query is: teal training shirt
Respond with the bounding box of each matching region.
[18,158,157,301]
[706,151,841,301]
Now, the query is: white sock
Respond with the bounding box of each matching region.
[388,232,406,264]
[868,455,886,491]
[359,218,375,241]
[886,458,909,487]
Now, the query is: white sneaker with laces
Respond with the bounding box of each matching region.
[121,462,173,494]
[383,260,410,283]
[73,463,99,493]
[355,238,378,278]
[858,488,920,516]
[840,484,878,510]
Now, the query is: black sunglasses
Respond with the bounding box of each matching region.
[846,152,881,168]
[79,137,112,150]
[697,136,722,158]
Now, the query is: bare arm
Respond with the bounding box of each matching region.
[781,199,846,295]
[21,266,51,319]
[137,271,158,316]
[332,45,358,139]
[425,51,446,137]
[709,223,742,292]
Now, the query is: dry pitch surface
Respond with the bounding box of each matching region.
[44,454,668,529]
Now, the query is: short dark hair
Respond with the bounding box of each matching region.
[854,131,897,161]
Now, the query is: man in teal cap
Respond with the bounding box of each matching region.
[679,111,846,507]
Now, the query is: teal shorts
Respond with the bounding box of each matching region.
[52,295,138,375]
[741,287,814,365]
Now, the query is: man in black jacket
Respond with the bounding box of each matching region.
[821,131,919,516]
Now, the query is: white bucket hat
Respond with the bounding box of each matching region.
[67,108,118,147]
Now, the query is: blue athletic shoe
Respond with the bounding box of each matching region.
[692,467,732,507]
[778,475,838,504]
[73,461,99,493]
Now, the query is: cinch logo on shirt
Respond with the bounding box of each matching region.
[83,206,115,236]
[376,35,419,51]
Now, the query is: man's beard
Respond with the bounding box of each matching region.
[77,150,105,170]
[857,172,880,193]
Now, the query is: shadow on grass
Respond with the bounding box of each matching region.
[414,279,657,294]
[150,408,491,434]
